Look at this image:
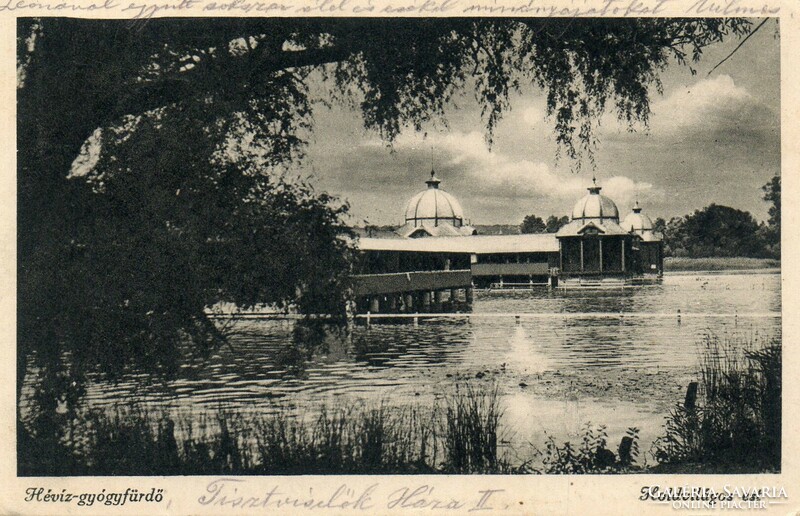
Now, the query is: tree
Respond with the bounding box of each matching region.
[653,217,667,236]
[661,216,684,257]
[761,175,780,256]
[546,215,570,233]
[17,18,754,416]
[521,214,547,233]
[662,204,765,258]
[17,20,361,427]
[762,175,780,228]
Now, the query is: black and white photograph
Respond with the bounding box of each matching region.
[10,11,791,514]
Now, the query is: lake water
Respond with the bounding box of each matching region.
[62,272,784,458]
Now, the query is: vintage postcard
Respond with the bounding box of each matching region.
[1,5,797,515]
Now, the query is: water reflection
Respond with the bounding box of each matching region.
[24,272,781,448]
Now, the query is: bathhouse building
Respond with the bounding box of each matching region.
[351,172,663,311]
[622,201,664,276]
[555,179,636,284]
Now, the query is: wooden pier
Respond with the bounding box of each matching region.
[350,269,471,296]
[350,269,473,314]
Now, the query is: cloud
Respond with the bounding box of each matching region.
[386,131,579,199]
[376,130,654,205]
[603,75,777,142]
[520,102,546,128]
[650,74,775,136]
[602,176,655,211]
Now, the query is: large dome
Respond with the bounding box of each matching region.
[571,180,619,223]
[622,201,654,233]
[404,171,466,228]
[397,171,475,238]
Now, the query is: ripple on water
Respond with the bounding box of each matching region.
[27,272,781,450]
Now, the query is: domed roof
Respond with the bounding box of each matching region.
[571,179,619,223]
[622,201,654,233]
[404,170,466,227]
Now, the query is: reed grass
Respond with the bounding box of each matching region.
[664,256,780,271]
[651,335,781,472]
[442,384,502,473]
[19,385,522,476]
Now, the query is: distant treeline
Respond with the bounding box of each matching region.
[656,206,778,259]
[519,215,570,234]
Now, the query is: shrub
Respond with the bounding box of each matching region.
[541,425,640,474]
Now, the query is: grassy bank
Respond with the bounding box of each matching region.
[664,256,780,272]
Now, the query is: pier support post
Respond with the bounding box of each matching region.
[421,291,431,311]
[345,299,357,328]
[404,293,414,313]
[434,290,443,311]
[465,287,474,304]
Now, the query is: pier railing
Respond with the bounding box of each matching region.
[351,269,472,296]
[471,262,550,276]
[354,311,781,322]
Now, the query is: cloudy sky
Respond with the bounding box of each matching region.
[302,20,780,227]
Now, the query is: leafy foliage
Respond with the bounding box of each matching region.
[762,175,780,228]
[520,214,547,234]
[653,217,667,236]
[442,384,503,473]
[546,215,570,233]
[662,204,773,258]
[660,176,780,259]
[761,175,780,255]
[521,214,569,233]
[17,18,753,417]
[541,424,640,474]
[19,384,517,476]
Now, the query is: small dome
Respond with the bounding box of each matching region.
[404,170,466,228]
[571,179,619,223]
[622,201,654,233]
